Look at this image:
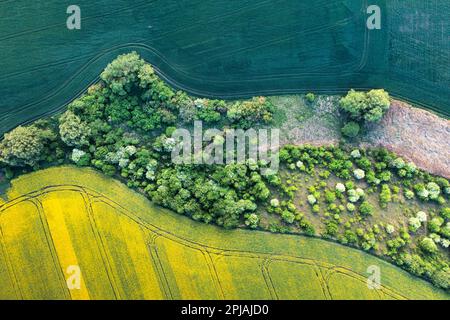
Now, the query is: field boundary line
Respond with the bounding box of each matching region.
[261,258,279,300]
[323,266,406,300]
[314,265,332,300]
[29,197,72,300]
[0,219,23,299]
[144,231,174,300]
[80,190,122,300]
[203,251,225,299]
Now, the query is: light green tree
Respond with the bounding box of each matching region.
[59,110,92,147]
[100,52,145,96]
[340,89,390,123]
[0,125,55,167]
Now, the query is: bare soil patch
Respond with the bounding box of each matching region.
[361,101,450,179]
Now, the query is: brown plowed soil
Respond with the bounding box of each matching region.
[361,101,450,178]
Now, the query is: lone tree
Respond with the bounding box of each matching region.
[339,89,390,123]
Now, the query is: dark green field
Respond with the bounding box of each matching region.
[1,0,449,134]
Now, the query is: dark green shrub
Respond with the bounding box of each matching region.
[341,121,360,138]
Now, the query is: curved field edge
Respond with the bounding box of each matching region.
[1,0,449,134]
[2,166,448,300]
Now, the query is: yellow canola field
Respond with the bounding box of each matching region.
[0,166,448,300]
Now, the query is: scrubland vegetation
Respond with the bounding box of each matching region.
[0,52,448,291]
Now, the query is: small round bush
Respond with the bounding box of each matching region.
[428,217,444,233]
[281,211,295,224]
[392,157,405,169]
[419,237,438,254]
[356,188,365,197]
[404,189,415,200]
[341,122,360,138]
[350,149,361,158]
[325,191,336,203]
[415,183,429,200]
[442,223,450,238]
[247,158,259,171]
[307,195,317,205]
[347,189,360,203]
[441,207,450,220]
[336,183,346,193]
[408,217,421,232]
[359,201,374,216]
[430,233,441,243]
[416,211,427,223]
[427,182,441,200]
[245,213,260,229]
[270,199,280,207]
[305,93,316,103]
[386,224,395,234]
[354,169,365,180]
